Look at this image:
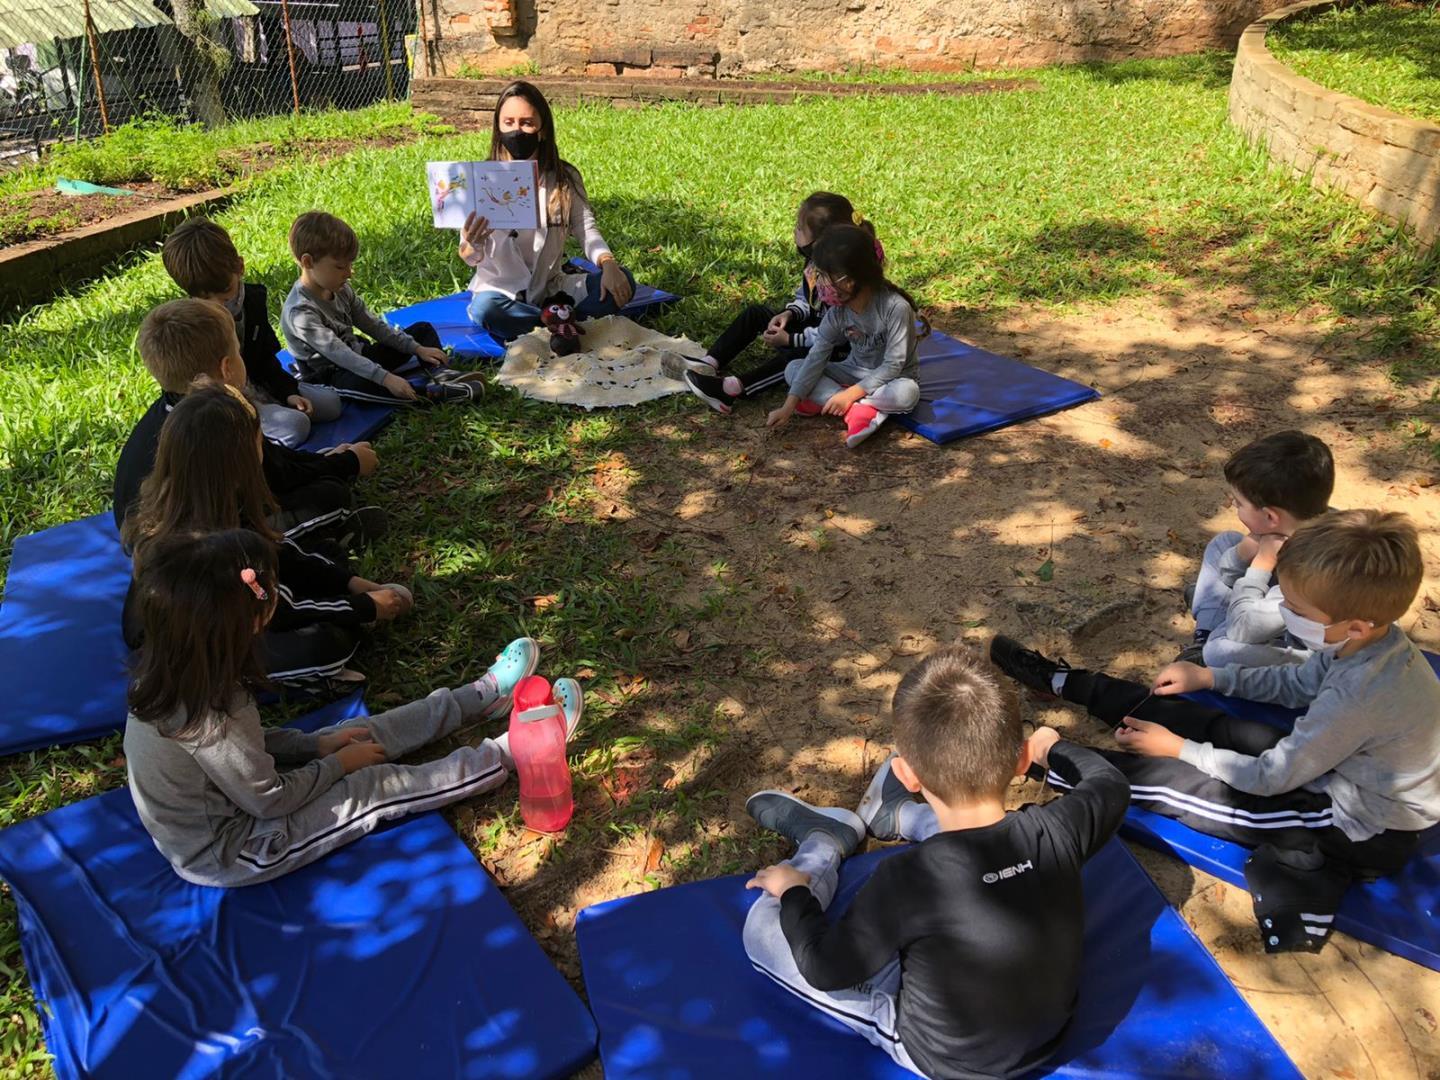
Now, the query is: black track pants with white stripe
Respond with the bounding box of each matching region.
[1054,670,1418,953]
[322,321,443,404]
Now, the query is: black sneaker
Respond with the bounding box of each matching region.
[745,791,865,854]
[335,505,388,552]
[989,635,1071,698]
[427,379,482,404]
[1174,631,1209,666]
[683,371,735,415]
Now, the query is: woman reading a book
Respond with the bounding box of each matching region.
[459,80,636,339]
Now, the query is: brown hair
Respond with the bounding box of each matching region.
[1223,430,1334,520]
[797,192,874,245]
[891,645,1022,802]
[811,224,930,337]
[127,527,276,738]
[1277,509,1424,625]
[136,298,239,393]
[490,80,577,227]
[162,217,243,297]
[288,211,359,264]
[122,381,279,570]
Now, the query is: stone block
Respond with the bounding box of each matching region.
[1380,115,1440,156]
[1336,101,1393,141]
[586,62,618,76]
[592,44,652,67]
[621,64,686,79]
[651,43,719,67]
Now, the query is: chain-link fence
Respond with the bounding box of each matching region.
[0,0,420,164]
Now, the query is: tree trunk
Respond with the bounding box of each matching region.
[166,0,229,127]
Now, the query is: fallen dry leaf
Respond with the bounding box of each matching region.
[644,837,664,874]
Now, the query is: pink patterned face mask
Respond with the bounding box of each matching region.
[818,279,853,307]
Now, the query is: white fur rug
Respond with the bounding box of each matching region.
[497,315,704,409]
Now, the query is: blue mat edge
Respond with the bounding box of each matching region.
[573,839,1299,1078]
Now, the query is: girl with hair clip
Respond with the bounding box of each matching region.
[458,80,635,338]
[123,528,584,886]
[680,192,879,415]
[767,225,927,448]
[121,381,413,689]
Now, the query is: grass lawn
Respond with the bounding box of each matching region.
[1268,0,1440,123]
[0,51,1438,1073]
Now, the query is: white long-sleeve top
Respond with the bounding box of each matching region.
[461,164,612,303]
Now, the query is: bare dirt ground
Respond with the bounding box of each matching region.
[478,288,1440,1079]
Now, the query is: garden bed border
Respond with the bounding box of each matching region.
[1,188,234,313]
[1228,0,1440,245]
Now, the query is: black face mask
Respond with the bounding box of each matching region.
[499,129,540,160]
[797,242,814,260]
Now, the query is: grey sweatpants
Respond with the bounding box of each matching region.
[783,358,921,415]
[257,383,344,449]
[221,686,507,886]
[741,833,924,1075]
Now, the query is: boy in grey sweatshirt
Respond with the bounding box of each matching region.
[991,509,1439,954]
[279,211,452,405]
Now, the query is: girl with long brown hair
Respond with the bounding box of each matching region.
[121,382,413,687]
[124,527,575,886]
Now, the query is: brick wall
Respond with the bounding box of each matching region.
[428,0,1288,78]
[1228,0,1440,246]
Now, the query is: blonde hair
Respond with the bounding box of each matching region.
[162,217,243,297]
[1277,509,1424,624]
[288,211,359,263]
[136,299,239,393]
[891,646,1022,803]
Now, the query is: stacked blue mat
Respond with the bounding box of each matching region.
[898,332,1099,445]
[575,838,1300,1078]
[0,693,598,1080]
[1122,650,1440,972]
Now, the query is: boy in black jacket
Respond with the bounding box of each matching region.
[743,645,1129,1079]
[162,216,342,448]
[113,299,380,541]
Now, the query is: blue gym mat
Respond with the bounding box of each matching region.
[575,839,1299,1078]
[0,514,131,754]
[0,693,598,1080]
[296,395,400,453]
[896,332,1100,445]
[387,273,680,360]
[1122,650,1440,972]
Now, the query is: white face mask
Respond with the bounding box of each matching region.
[1280,605,1366,656]
[222,283,245,318]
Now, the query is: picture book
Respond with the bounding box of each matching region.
[427,159,542,231]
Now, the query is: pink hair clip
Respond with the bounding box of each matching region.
[873,236,886,266]
[240,567,268,602]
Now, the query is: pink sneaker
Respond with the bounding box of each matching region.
[844,403,885,448]
[794,399,822,417]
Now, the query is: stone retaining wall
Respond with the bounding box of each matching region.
[433,0,1288,79]
[1228,0,1440,245]
[411,74,1036,129]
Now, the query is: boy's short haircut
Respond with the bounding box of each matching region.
[1223,430,1334,519]
[162,217,242,297]
[1277,509,1423,624]
[137,299,239,393]
[891,646,1022,803]
[288,211,359,264]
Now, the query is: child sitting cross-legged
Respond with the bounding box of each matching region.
[162,216,343,448]
[1183,429,1335,668]
[124,527,586,886]
[121,383,411,689]
[281,211,480,406]
[115,298,380,544]
[742,645,1129,1078]
[766,224,926,448]
[992,509,1440,954]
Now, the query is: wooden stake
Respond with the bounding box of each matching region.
[278,0,302,114]
[80,0,109,132]
[376,0,395,100]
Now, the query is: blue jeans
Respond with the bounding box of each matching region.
[467,266,636,339]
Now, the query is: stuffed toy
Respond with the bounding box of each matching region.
[540,293,585,356]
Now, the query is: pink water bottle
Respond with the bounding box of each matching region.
[508,675,574,833]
